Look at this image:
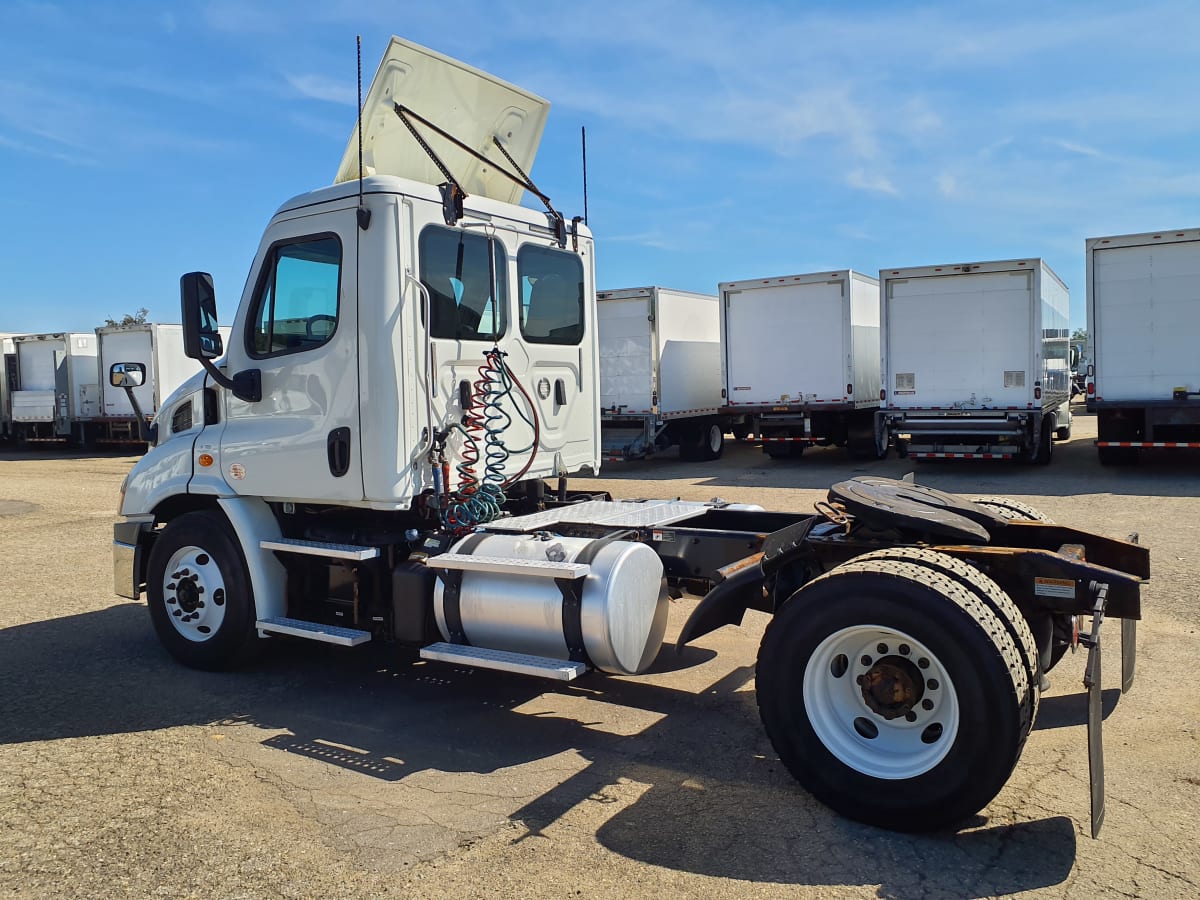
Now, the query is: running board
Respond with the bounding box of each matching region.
[256,616,372,646]
[424,553,590,579]
[420,641,587,681]
[260,538,379,560]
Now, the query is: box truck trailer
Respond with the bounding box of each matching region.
[11,332,99,444]
[95,323,231,444]
[1086,228,1200,464]
[111,35,1144,838]
[1,333,19,440]
[877,259,1071,462]
[720,271,881,459]
[597,286,742,461]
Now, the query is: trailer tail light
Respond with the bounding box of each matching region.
[847,383,853,395]
[879,388,886,401]
[1034,386,1042,400]
[1087,382,1095,396]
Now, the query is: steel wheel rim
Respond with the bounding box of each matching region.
[708,425,721,453]
[803,624,960,779]
[162,544,227,642]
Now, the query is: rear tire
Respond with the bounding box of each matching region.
[970,496,1053,523]
[146,510,259,671]
[1034,417,1054,465]
[756,555,1036,831]
[680,421,723,462]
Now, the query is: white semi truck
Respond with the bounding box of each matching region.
[1086,228,1200,464]
[876,259,1071,462]
[11,332,99,444]
[719,270,881,459]
[597,286,741,461]
[95,323,231,444]
[111,35,1145,837]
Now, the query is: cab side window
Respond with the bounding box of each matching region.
[518,244,585,345]
[249,235,341,358]
[418,226,507,341]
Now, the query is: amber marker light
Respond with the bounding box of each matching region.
[198,453,214,467]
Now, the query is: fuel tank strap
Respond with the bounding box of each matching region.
[439,533,489,644]
[557,531,636,664]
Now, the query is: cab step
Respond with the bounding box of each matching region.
[256,616,372,646]
[424,553,590,579]
[420,641,588,681]
[260,538,379,560]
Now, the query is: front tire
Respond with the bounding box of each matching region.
[756,554,1036,831]
[146,510,259,670]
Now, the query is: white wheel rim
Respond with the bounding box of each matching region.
[803,624,960,779]
[162,544,228,642]
[708,425,721,453]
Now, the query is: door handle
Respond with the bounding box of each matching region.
[327,427,351,477]
[554,379,567,406]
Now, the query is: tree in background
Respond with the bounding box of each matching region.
[104,308,149,327]
[1071,327,1087,344]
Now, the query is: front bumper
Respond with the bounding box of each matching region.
[113,520,151,601]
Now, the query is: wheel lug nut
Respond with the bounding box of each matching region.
[860,655,872,666]
[922,699,934,710]
[905,711,917,722]
[927,678,939,690]
[918,657,930,669]
[877,643,888,654]
[899,644,910,655]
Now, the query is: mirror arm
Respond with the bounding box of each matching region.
[198,357,261,403]
[120,384,153,443]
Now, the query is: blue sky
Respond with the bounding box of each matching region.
[2,0,1198,335]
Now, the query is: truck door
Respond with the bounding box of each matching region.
[512,240,595,474]
[216,206,362,501]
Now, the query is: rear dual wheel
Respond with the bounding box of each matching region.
[756,549,1039,831]
[679,421,724,462]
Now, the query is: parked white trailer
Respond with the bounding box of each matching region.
[95,323,232,443]
[1,333,19,439]
[877,259,1070,462]
[11,332,99,444]
[597,286,739,461]
[1086,228,1200,464]
[720,270,881,459]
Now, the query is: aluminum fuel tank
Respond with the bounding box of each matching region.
[433,533,667,675]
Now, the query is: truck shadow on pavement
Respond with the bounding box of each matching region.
[0,602,1077,894]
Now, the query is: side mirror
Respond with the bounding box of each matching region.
[110,362,146,388]
[181,272,224,360]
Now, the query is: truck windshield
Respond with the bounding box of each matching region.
[418,226,507,341]
[518,244,585,345]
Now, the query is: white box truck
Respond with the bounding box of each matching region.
[11,332,99,444]
[719,270,881,459]
[877,259,1071,463]
[109,35,1145,838]
[1086,228,1200,464]
[95,323,231,443]
[1,333,19,440]
[597,286,741,461]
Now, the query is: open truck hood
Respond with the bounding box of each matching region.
[334,36,550,205]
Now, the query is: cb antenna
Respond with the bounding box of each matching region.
[581,125,589,225]
[356,35,371,231]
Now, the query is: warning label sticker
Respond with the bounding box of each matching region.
[651,530,676,543]
[1034,577,1075,599]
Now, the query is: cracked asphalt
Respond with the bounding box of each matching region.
[1,408,1198,898]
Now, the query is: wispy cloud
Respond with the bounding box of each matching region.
[285,73,355,105]
[847,169,898,196]
[1047,138,1106,159]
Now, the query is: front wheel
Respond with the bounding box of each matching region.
[146,510,259,670]
[756,555,1036,831]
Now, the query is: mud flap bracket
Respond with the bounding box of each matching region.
[1080,580,1108,838]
